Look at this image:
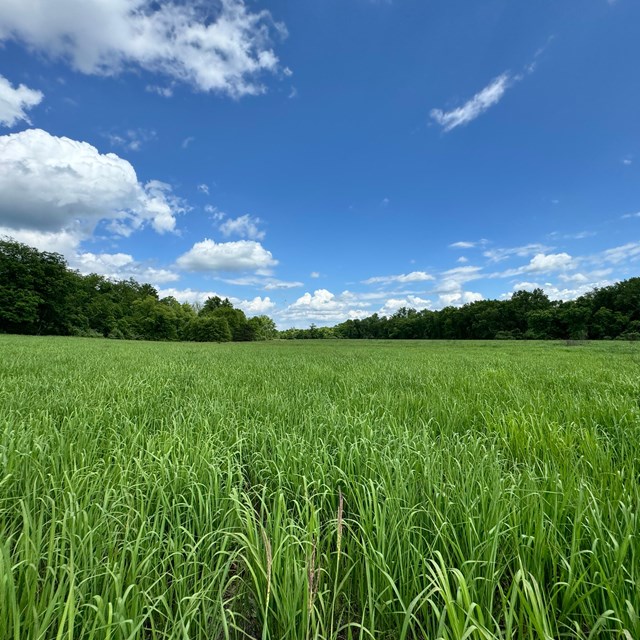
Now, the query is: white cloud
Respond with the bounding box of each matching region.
[176,238,277,273]
[157,287,223,305]
[157,287,274,316]
[106,128,156,152]
[527,252,574,272]
[621,211,640,220]
[72,251,179,284]
[484,243,550,262]
[0,129,182,248]
[279,289,370,326]
[220,275,303,290]
[622,157,632,166]
[449,241,475,249]
[0,0,285,98]
[363,271,434,285]
[379,295,432,315]
[310,271,320,278]
[0,74,43,127]
[495,252,575,278]
[0,227,81,256]
[219,214,265,240]
[239,296,275,314]
[449,239,488,249]
[598,242,640,265]
[147,84,174,98]
[438,291,484,306]
[457,256,468,263]
[431,73,512,132]
[197,183,209,195]
[263,280,303,290]
[510,279,613,302]
[436,266,484,292]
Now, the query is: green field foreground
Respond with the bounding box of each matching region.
[0,337,639,639]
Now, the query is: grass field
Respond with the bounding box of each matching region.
[0,336,639,639]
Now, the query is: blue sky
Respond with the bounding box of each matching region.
[0,0,638,327]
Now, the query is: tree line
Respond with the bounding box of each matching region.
[280,279,640,341]
[0,238,277,342]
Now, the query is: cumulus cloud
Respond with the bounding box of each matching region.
[0,0,285,98]
[438,291,484,306]
[379,295,432,315]
[526,252,574,272]
[0,74,43,127]
[363,271,434,285]
[240,296,276,314]
[495,252,575,278]
[72,251,179,284]
[431,73,512,132]
[509,279,613,302]
[0,129,183,250]
[219,214,265,240]
[157,287,274,316]
[176,238,277,273]
[280,289,370,325]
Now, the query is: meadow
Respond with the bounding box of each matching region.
[0,336,638,640]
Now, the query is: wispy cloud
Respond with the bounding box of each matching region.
[430,73,512,132]
[362,271,434,285]
[449,239,489,249]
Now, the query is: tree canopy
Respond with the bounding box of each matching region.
[281,283,640,341]
[0,238,277,342]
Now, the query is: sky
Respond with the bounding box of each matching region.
[0,0,639,328]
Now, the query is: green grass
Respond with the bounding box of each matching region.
[0,336,639,639]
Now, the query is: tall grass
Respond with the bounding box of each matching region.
[0,336,638,639]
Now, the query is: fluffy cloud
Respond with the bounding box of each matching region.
[431,73,511,132]
[362,271,434,285]
[240,296,276,314]
[527,252,574,272]
[280,289,370,325]
[219,214,265,241]
[0,0,284,97]
[176,238,277,273]
[438,291,484,306]
[157,287,274,316]
[0,129,182,247]
[494,252,575,278]
[379,295,432,315]
[72,251,179,284]
[510,280,613,302]
[0,74,43,127]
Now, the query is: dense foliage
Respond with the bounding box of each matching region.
[281,280,640,340]
[1,337,639,639]
[0,238,276,341]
